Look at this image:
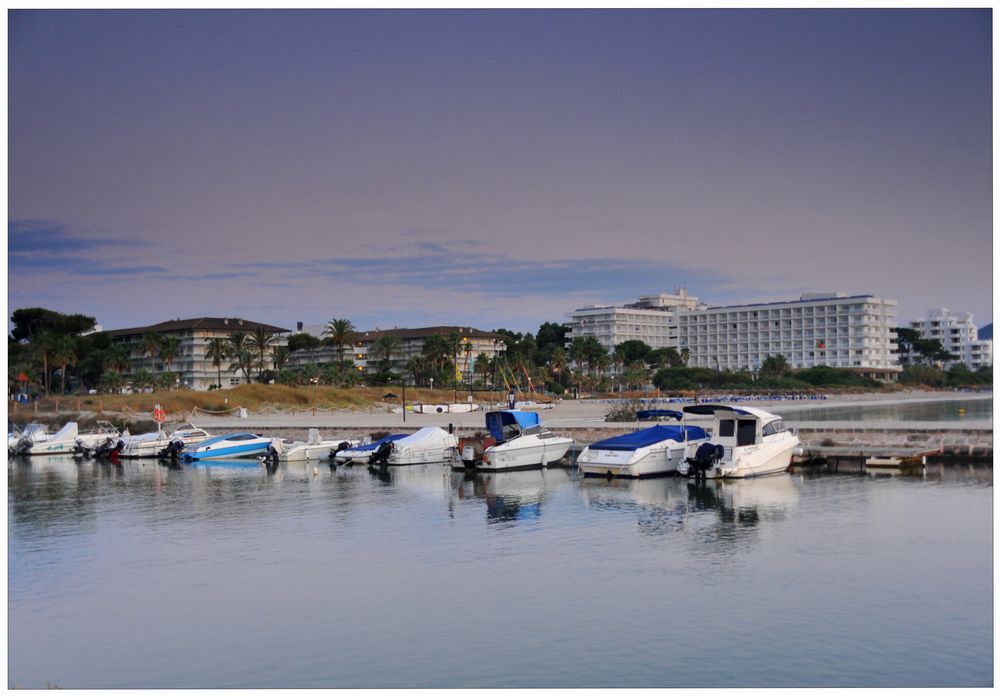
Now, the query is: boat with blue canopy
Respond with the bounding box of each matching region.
[473,410,574,471]
[333,433,409,465]
[577,422,709,478]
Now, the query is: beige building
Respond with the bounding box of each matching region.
[106,317,290,391]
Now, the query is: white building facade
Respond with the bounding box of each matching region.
[908,308,992,370]
[676,293,899,379]
[564,290,704,351]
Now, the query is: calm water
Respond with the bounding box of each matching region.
[778,395,992,422]
[8,456,993,688]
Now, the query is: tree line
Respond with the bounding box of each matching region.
[7,307,991,397]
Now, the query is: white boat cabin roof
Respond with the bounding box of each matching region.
[682,404,783,426]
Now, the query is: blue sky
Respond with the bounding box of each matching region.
[8,9,993,334]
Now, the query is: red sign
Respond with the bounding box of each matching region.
[153,407,166,423]
[16,372,28,382]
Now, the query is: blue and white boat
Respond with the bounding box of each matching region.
[181,432,274,461]
[577,411,709,478]
[474,410,574,471]
[333,433,409,465]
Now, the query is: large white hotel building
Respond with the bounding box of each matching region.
[906,308,992,370]
[566,291,901,380]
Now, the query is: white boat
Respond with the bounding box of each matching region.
[73,421,123,456]
[181,432,274,461]
[120,423,210,458]
[17,421,81,455]
[404,403,479,414]
[577,418,711,478]
[8,422,49,454]
[385,426,459,465]
[270,429,358,462]
[475,410,573,471]
[334,433,410,465]
[676,405,801,479]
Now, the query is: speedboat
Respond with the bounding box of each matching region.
[16,421,81,455]
[8,422,49,455]
[334,433,410,465]
[181,432,274,461]
[269,429,358,462]
[120,423,210,458]
[577,414,710,478]
[73,421,123,457]
[676,405,801,479]
[474,410,573,471]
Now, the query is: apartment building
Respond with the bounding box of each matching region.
[907,308,992,370]
[676,293,900,380]
[564,289,704,351]
[106,317,291,390]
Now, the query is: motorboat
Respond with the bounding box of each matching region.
[333,433,410,465]
[120,423,210,458]
[577,415,710,478]
[73,421,123,457]
[8,422,49,454]
[384,426,459,465]
[474,410,573,471]
[677,405,801,479]
[404,403,479,414]
[268,429,358,463]
[16,421,81,455]
[181,432,274,461]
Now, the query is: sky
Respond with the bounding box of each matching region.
[7,9,994,335]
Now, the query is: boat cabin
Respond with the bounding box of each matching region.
[683,405,788,460]
[486,410,541,443]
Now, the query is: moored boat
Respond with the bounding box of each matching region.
[17,421,81,455]
[384,426,459,465]
[181,432,274,461]
[334,433,410,465]
[577,418,710,478]
[120,423,210,458]
[677,405,801,479]
[270,429,358,463]
[475,410,573,471]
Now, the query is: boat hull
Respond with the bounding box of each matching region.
[578,444,683,478]
[182,441,272,461]
[476,436,573,471]
[706,436,799,479]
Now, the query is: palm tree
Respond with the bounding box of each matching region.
[247,327,279,379]
[370,334,402,373]
[100,369,123,394]
[421,334,451,379]
[271,346,290,371]
[473,353,492,388]
[322,318,356,364]
[103,344,130,375]
[680,347,690,367]
[405,355,430,387]
[34,331,59,396]
[159,336,181,386]
[52,334,78,395]
[227,332,253,383]
[205,338,230,389]
[142,331,163,372]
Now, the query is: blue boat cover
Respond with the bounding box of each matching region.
[636,409,683,421]
[485,410,540,443]
[345,433,408,452]
[588,425,708,451]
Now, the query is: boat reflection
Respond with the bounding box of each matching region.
[580,474,800,539]
[449,468,568,524]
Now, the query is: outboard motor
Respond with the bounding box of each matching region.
[368,440,394,467]
[158,439,185,462]
[687,443,725,479]
[263,445,281,473]
[72,442,89,459]
[15,438,33,456]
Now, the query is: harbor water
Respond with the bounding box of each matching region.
[8,456,993,688]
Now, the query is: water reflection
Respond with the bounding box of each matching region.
[449,468,562,524]
[581,474,799,542]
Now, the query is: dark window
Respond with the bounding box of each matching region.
[718,419,735,437]
[737,420,757,445]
